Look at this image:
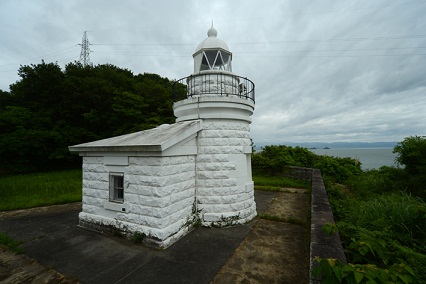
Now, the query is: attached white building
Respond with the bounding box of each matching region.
[69,26,256,248]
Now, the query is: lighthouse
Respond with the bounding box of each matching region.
[173,26,256,226]
[69,26,256,248]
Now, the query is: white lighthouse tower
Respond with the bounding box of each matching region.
[173,26,256,226]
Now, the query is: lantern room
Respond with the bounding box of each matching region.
[193,26,232,73]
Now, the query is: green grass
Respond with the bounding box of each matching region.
[253,175,310,189]
[0,169,82,211]
[0,232,23,253]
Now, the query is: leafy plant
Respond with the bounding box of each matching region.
[313,258,416,284]
[132,231,146,244]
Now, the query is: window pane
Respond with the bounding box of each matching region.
[221,52,230,64]
[204,50,218,67]
[109,172,124,203]
[201,55,209,70]
[117,188,124,199]
[214,51,224,67]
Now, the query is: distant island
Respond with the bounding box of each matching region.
[255,141,397,151]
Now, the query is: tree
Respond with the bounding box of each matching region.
[393,135,426,199]
[0,61,182,174]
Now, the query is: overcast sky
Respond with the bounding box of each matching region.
[1,0,425,144]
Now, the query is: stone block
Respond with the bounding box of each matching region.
[196,154,213,163]
[203,179,223,187]
[83,164,108,173]
[83,157,103,164]
[213,171,229,179]
[127,166,161,176]
[222,178,237,187]
[138,195,169,208]
[230,200,246,211]
[83,180,108,190]
[83,171,108,181]
[84,188,108,199]
[199,130,221,138]
[84,196,103,207]
[82,204,101,215]
[212,203,232,212]
[198,195,222,204]
[197,171,215,180]
[125,193,139,204]
[170,188,194,205]
[117,212,139,224]
[222,163,236,171]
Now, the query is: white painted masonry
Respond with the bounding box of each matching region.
[69,26,256,248]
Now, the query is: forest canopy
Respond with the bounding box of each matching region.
[0,61,186,173]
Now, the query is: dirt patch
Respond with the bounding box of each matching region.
[267,190,310,223]
[212,189,310,284]
[0,247,78,283]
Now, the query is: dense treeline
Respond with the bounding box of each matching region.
[252,137,426,282]
[0,61,186,174]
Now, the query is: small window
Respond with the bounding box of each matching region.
[109,172,124,203]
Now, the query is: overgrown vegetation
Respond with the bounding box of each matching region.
[0,61,186,174]
[0,169,82,211]
[252,144,362,183]
[254,137,425,283]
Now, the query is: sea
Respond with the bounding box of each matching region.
[309,148,397,170]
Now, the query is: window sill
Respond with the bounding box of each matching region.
[104,201,127,212]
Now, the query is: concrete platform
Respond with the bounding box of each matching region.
[0,189,310,283]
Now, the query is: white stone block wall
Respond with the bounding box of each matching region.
[79,155,196,248]
[196,120,256,226]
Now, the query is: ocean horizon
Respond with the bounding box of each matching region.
[309,147,397,170]
[253,142,399,170]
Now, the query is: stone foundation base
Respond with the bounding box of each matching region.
[78,213,192,249]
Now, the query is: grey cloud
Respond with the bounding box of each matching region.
[1,0,425,143]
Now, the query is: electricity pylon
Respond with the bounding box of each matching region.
[79,31,92,67]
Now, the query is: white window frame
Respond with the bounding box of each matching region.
[109,172,124,203]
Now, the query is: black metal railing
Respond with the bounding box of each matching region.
[172,73,255,103]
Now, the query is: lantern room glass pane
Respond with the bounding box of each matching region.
[213,52,224,70]
[221,52,230,65]
[200,54,210,71]
[205,50,217,67]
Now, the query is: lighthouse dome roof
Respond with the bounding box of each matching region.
[194,27,230,54]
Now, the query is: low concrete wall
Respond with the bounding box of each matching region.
[282,166,314,181]
[309,168,347,283]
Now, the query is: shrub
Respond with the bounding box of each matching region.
[346,166,408,198]
[331,193,426,281]
[314,155,362,184]
[252,145,315,175]
[344,193,425,249]
[393,136,426,199]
